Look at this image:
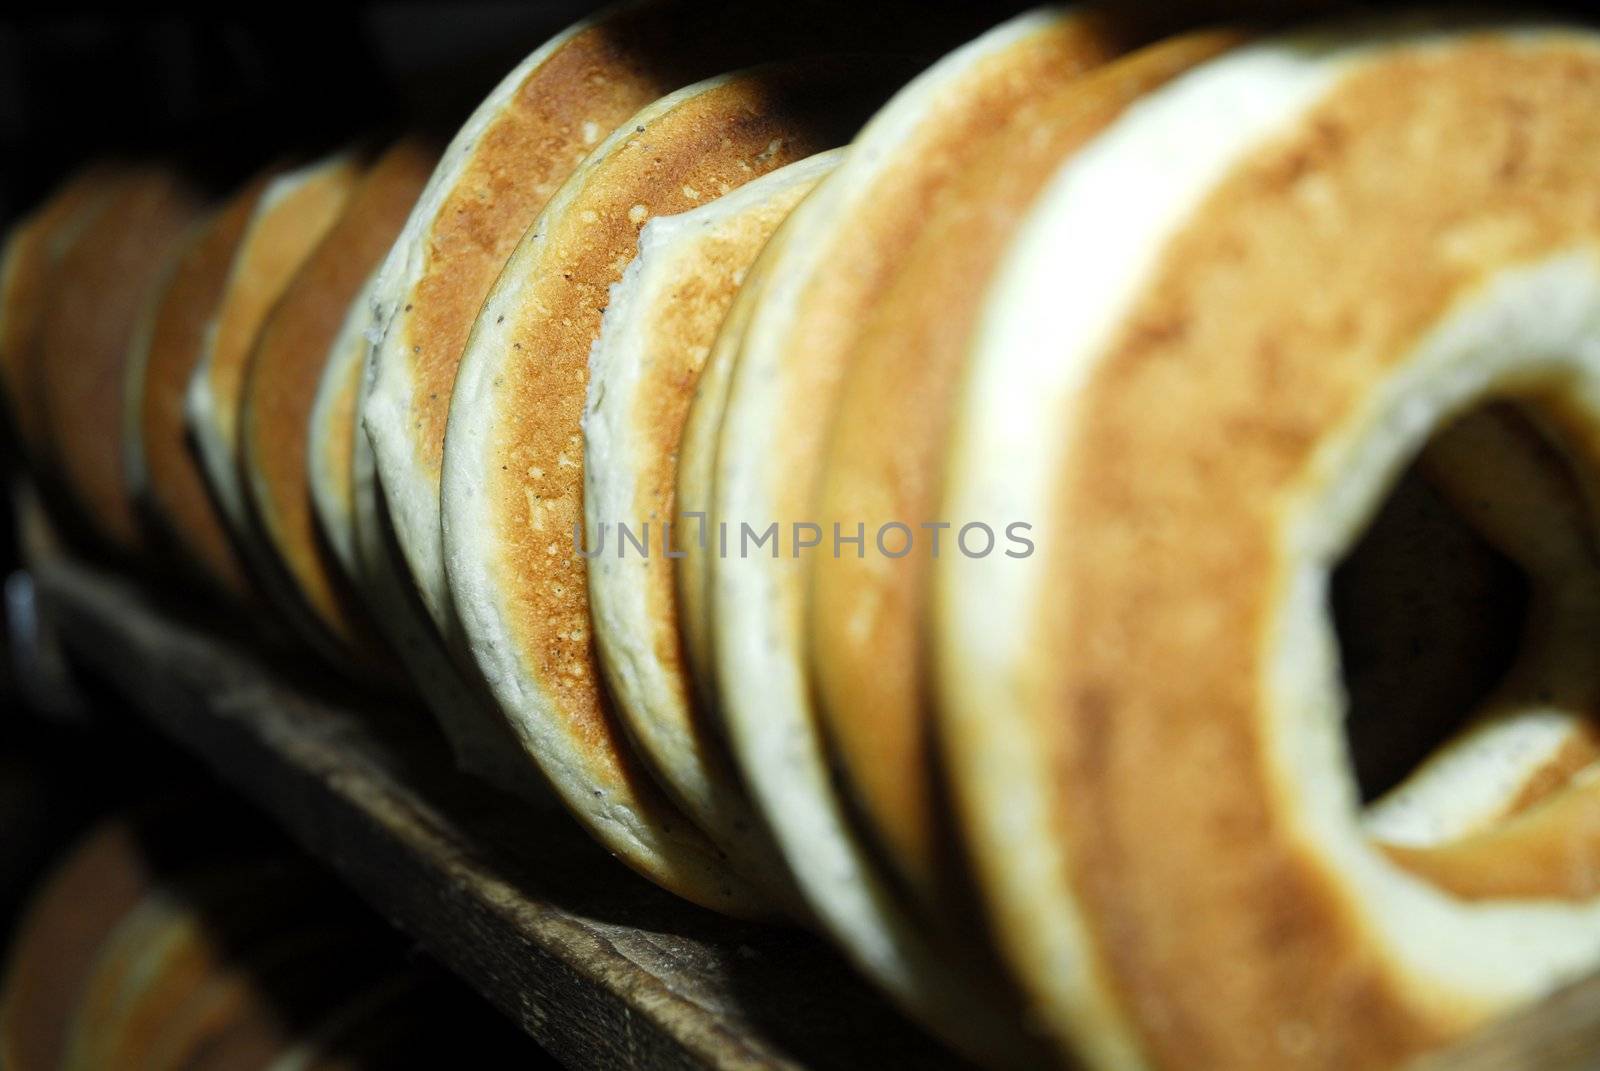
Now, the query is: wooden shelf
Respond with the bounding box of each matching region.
[25,556,1600,1070]
[28,557,962,1071]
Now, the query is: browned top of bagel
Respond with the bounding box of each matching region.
[191,155,361,490]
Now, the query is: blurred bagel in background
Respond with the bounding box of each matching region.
[239,136,439,669]
[187,153,363,584]
[807,27,1241,915]
[0,806,542,1071]
[125,171,277,601]
[0,164,129,469]
[32,166,207,556]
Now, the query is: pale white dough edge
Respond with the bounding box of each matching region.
[582,150,841,877]
[353,333,551,802]
[1366,710,1600,847]
[309,269,379,583]
[938,18,1600,1069]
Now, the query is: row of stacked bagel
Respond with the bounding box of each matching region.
[0,804,536,1070]
[5,2,1600,1067]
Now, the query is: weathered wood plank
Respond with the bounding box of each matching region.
[30,558,965,1071]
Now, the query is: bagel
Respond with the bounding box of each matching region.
[354,429,545,794]
[33,166,206,555]
[352,332,554,800]
[307,271,378,588]
[59,860,319,1071]
[0,819,165,1071]
[125,172,274,599]
[443,60,917,916]
[0,164,127,467]
[239,137,437,666]
[699,8,1130,1057]
[935,18,1600,1067]
[808,30,1239,912]
[583,150,840,883]
[187,154,362,565]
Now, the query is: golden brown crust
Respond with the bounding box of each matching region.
[809,30,1240,906]
[486,63,900,798]
[136,177,268,598]
[449,62,915,914]
[241,139,437,657]
[1038,40,1600,1069]
[34,167,206,555]
[394,3,710,481]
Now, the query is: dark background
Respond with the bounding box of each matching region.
[0,3,610,226]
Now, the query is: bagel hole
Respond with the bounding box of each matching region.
[1329,399,1591,808]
